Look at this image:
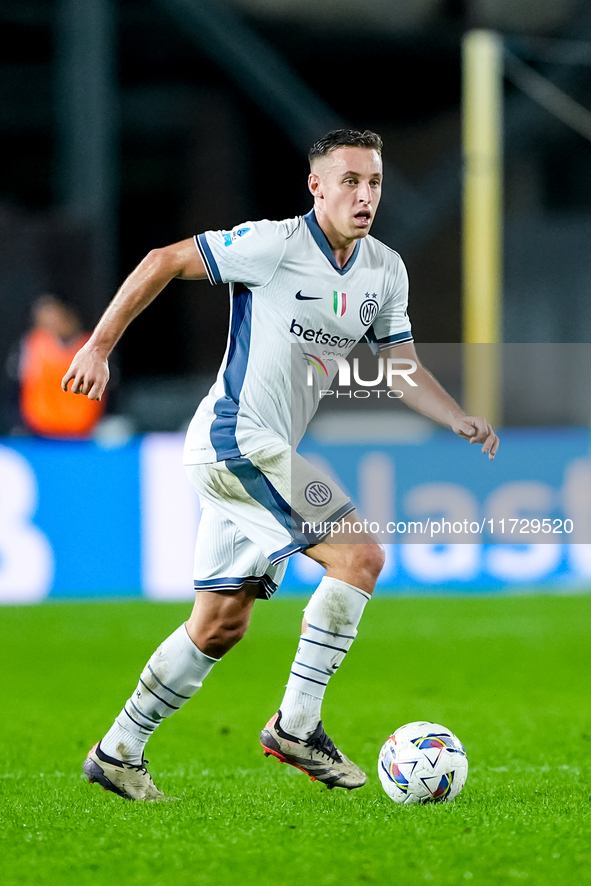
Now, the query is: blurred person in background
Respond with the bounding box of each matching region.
[6,293,106,438]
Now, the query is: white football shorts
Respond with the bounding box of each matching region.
[185,444,354,599]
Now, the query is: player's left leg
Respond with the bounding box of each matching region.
[186,447,380,789]
[260,518,383,789]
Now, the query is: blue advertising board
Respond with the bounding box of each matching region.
[1,429,590,603]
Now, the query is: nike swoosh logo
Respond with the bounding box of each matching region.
[295,290,322,300]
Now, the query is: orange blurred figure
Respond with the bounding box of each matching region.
[17,294,105,438]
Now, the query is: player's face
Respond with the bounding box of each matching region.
[308,146,383,247]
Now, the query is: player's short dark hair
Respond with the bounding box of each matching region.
[308,129,383,167]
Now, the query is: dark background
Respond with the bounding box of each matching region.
[2,0,591,430]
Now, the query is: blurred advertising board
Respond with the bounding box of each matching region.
[1,429,591,604]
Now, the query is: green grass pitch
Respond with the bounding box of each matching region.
[1,593,591,886]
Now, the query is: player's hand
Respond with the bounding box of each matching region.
[451,416,499,461]
[61,343,110,401]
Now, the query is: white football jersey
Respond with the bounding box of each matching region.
[184,210,413,465]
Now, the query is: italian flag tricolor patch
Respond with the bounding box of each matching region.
[333,291,347,317]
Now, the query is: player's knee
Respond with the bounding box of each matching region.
[200,615,249,657]
[327,541,384,591]
[335,542,385,590]
[358,542,385,582]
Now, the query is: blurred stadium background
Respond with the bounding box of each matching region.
[2,0,591,603]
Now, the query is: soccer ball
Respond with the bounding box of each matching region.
[378,721,468,804]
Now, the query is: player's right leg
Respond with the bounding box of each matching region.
[84,503,276,801]
[85,587,257,800]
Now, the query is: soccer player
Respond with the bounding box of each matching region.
[63,129,499,800]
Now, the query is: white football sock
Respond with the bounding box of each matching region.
[280,576,370,739]
[100,624,218,765]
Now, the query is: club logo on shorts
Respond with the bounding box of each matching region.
[360,297,379,326]
[305,481,333,507]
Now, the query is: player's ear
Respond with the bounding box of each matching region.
[308,173,322,199]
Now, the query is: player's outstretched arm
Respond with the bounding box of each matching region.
[385,342,499,461]
[62,239,207,400]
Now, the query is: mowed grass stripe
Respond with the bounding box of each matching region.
[1,595,590,886]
